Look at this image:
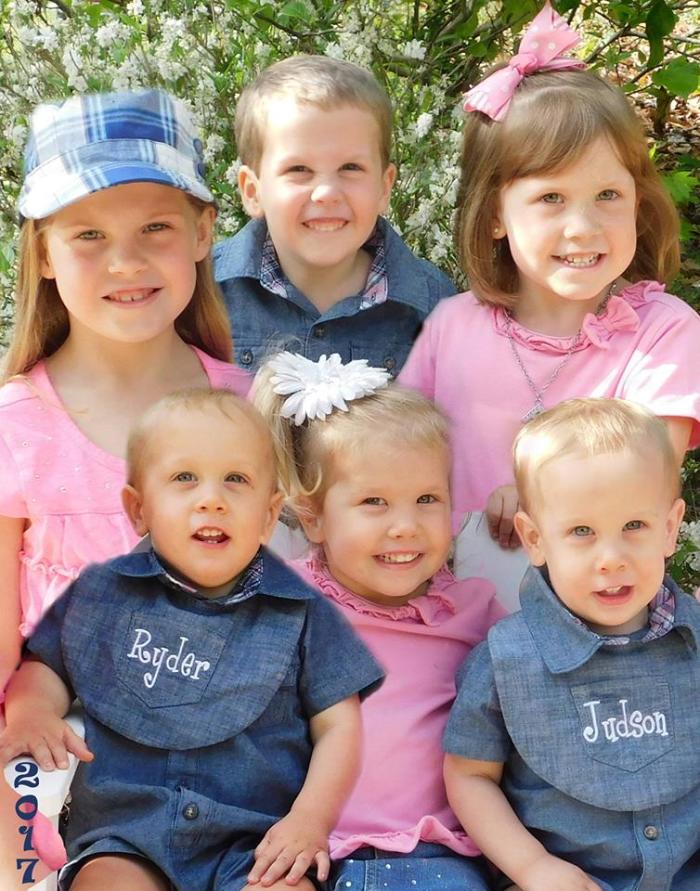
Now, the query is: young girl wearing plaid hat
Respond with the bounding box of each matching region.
[399,3,700,610]
[0,89,248,886]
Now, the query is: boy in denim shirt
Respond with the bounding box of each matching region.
[0,390,383,891]
[443,399,699,891]
[213,55,456,375]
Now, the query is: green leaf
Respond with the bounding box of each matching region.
[645,1,676,40]
[652,59,700,99]
[662,170,699,206]
[277,1,309,23]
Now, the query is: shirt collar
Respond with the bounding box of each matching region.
[519,566,699,674]
[110,546,317,603]
[212,217,437,315]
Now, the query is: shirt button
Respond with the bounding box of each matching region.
[313,325,326,338]
[183,803,199,820]
[384,356,396,371]
[643,825,659,840]
[240,349,253,366]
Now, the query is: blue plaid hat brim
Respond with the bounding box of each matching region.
[18,90,214,219]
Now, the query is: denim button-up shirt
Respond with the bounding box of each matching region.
[212,218,456,374]
[27,547,384,886]
[444,567,700,891]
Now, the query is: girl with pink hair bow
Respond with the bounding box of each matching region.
[400,2,700,613]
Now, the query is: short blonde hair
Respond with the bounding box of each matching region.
[127,388,275,489]
[513,398,680,511]
[1,197,232,384]
[235,55,393,171]
[253,363,450,508]
[455,68,679,308]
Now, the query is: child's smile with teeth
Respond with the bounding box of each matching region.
[558,254,600,267]
[376,551,422,565]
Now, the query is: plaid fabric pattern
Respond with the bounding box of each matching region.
[155,549,264,606]
[259,227,388,310]
[19,89,212,219]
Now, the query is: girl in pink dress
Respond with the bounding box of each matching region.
[0,88,249,886]
[254,352,505,891]
[0,89,251,693]
[399,3,700,610]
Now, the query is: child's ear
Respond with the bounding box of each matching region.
[122,484,149,537]
[664,497,686,558]
[193,204,216,262]
[513,510,546,566]
[379,163,397,213]
[295,497,325,545]
[260,490,285,544]
[491,217,506,240]
[238,165,264,219]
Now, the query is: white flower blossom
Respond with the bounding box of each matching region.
[95,21,130,48]
[127,0,145,14]
[414,112,433,138]
[402,39,426,60]
[225,159,242,188]
[203,133,226,162]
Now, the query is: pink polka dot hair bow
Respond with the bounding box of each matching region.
[463,2,586,121]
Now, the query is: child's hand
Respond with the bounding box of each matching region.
[515,852,602,891]
[0,711,93,771]
[248,809,330,887]
[486,484,521,549]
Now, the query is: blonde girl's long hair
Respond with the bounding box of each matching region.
[1,197,232,384]
[253,360,451,509]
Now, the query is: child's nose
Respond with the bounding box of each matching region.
[107,239,148,276]
[387,510,418,538]
[195,484,227,513]
[595,542,627,574]
[563,204,601,239]
[310,177,342,204]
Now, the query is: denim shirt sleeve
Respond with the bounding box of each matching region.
[443,639,510,763]
[24,578,76,697]
[299,595,384,717]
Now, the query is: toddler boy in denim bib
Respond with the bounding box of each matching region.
[444,398,699,891]
[1,389,383,891]
[213,55,455,376]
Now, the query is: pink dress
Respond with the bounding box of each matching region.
[0,348,251,637]
[399,281,700,524]
[294,552,506,859]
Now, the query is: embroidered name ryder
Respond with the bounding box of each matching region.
[127,628,211,689]
[582,698,668,744]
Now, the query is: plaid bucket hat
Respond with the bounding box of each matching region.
[18,88,214,220]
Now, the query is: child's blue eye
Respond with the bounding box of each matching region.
[144,222,169,232]
[341,163,363,172]
[624,520,645,531]
[541,193,563,204]
[598,189,619,201]
[362,497,386,506]
[287,165,310,174]
[173,471,196,482]
[225,473,247,484]
[417,494,437,504]
[572,525,592,536]
[77,230,102,240]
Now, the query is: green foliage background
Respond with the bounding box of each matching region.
[0,0,698,584]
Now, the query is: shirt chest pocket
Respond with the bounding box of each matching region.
[116,611,227,709]
[570,678,674,772]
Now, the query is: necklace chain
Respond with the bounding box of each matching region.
[505,282,616,423]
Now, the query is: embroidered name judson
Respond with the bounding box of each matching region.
[583,699,668,744]
[127,628,211,689]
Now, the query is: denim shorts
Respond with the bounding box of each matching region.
[328,843,492,891]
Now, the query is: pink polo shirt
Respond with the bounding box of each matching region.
[294,553,505,858]
[400,281,700,524]
[0,348,251,638]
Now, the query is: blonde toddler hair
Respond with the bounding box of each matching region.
[253,362,450,510]
[513,397,680,512]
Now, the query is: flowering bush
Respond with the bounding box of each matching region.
[0,0,698,582]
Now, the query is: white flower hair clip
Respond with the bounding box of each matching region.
[269,352,390,426]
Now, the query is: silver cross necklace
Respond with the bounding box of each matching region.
[505,282,616,423]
